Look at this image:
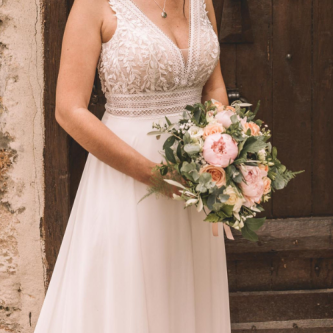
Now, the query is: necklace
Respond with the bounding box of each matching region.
[152,0,168,18]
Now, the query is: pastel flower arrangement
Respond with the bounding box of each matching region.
[146,100,303,241]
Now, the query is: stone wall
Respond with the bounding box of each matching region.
[0,0,45,332]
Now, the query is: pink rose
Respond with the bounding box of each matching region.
[203,133,238,167]
[239,165,265,207]
[203,123,224,139]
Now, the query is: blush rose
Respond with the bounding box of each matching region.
[203,123,224,139]
[200,165,226,188]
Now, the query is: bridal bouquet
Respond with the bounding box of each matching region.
[145,99,303,242]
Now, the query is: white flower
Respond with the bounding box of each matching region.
[224,186,246,213]
[258,149,266,162]
[185,198,199,207]
[206,111,217,124]
[233,220,241,230]
[188,126,204,139]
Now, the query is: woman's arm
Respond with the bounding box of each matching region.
[201,0,229,105]
[55,0,155,185]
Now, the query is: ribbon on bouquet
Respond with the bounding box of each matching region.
[212,223,234,240]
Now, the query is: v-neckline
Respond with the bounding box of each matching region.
[126,0,192,72]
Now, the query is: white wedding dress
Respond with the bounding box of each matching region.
[35,0,231,331]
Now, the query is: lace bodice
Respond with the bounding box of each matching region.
[97,0,220,117]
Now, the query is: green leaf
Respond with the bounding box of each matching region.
[221,204,234,217]
[163,136,176,149]
[212,202,224,211]
[165,147,176,164]
[238,137,248,153]
[253,100,261,116]
[181,161,196,173]
[185,105,194,111]
[177,142,184,161]
[255,204,265,212]
[231,114,239,124]
[272,172,286,190]
[183,132,191,144]
[204,213,221,223]
[199,172,212,183]
[184,143,201,155]
[241,224,259,242]
[160,165,168,176]
[240,136,267,157]
[148,131,164,136]
[193,108,201,124]
[207,194,217,210]
[218,194,230,203]
[165,116,172,126]
[245,217,266,231]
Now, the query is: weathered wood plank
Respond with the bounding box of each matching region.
[225,217,333,254]
[232,318,333,332]
[227,256,333,292]
[230,289,333,323]
[42,0,70,287]
[312,0,333,215]
[236,0,273,218]
[271,0,312,217]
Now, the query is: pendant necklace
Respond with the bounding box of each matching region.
[152,0,168,18]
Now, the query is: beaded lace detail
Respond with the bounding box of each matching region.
[97,0,220,117]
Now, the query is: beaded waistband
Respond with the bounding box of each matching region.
[105,87,203,118]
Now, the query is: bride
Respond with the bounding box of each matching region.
[35,0,231,331]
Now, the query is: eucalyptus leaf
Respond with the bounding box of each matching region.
[184,143,201,155]
[183,132,191,144]
[230,114,239,124]
[218,194,230,203]
[207,194,217,210]
[212,202,224,211]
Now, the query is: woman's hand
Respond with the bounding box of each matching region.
[146,164,184,199]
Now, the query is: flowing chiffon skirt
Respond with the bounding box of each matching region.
[34,111,231,333]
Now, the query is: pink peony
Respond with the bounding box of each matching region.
[215,110,235,128]
[239,165,265,207]
[203,133,238,167]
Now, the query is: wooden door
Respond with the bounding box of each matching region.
[43,0,333,331]
[215,0,333,331]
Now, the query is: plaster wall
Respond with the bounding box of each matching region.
[0,0,45,331]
